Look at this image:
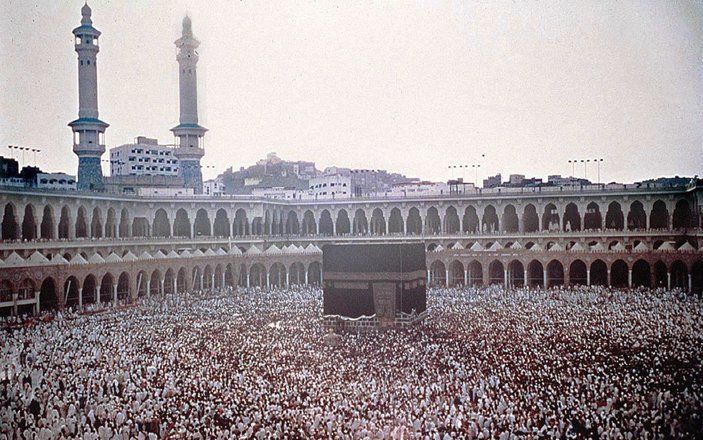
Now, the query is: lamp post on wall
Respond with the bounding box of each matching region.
[594,158,604,184]
[8,145,42,168]
[470,164,481,187]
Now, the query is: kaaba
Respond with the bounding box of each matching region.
[323,243,427,329]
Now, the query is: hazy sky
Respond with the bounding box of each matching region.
[1,0,702,184]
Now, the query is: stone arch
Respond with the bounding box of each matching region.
[194,209,211,236]
[99,273,114,303]
[21,204,38,240]
[508,260,525,287]
[670,260,688,289]
[173,209,191,237]
[546,260,564,287]
[285,211,300,235]
[225,264,235,288]
[467,260,483,286]
[62,276,80,308]
[542,203,559,231]
[522,204,539,233]
[424,207,441,235]
[250,263,267,287]
[251,217,264,235]
[569,260,587,285]
[653,261,667,288]
[562,203,581,232]
[58,206,71,239]
[672,199,694,229]
[482,205,499,233]
[589,259,607,286]
[105,207,116,238]
[203,265,213,290]
[40,205,55,239]
[462,206,479,233]
[132,217,150,237]
[649,200,669,230]
[584,202,602,230]
[335,210,351,235]
[1,202,19,240]
[502,205,519,233]
[611,260,629,288]
[118,208,130,237]
[289,262,306,285]
[319,210,334,235]
[117,272,130,301]
[370,208,386,235]
[308,261,322,284]
[39,278,58,312]
[90,207,103,238]
[430,260,446,286]
[627,201,646,230]
[238,263,248,287]
[527,260,543,287]
[83,274,97,305]
[177,268,188,293]
[212,264,223,288]
[449,260,464,286]
[406,207,422,235]
[213,208,230,236]
[270,262,287,287]
[444,206,461,234]
[488,260,505,285]
[75,206,88,238]
[352,209,368,235]
[150,270,162,295]
[388,208,404,234]
[302,210,317,235]
[152,209,171,237]
[135,270,149,297]
[163,268,175,294]
[233,209,249,236]
[605,201,624,230]
[632,260,651,287]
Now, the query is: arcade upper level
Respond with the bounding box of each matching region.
[1,182,701,253]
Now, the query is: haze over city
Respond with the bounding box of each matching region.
[1,0,701,183]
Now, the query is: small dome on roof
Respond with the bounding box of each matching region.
[81,3,93,25]
[182,15,193,37]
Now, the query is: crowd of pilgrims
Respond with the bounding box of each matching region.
[1,284,701,439]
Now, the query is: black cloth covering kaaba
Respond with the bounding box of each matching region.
[323,243,426,318]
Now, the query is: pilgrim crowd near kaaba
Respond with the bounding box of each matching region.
[1,284,702,439]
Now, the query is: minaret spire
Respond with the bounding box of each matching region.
[171,14,206,194]
[69,1,108,191]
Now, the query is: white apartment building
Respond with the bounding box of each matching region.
[109,136,179,177]
[307,174,351,199]
[136,187,194,197]
[387,181,449,197]
[251,187,303,200]
[204,178,225,196]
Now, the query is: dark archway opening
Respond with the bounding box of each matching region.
[319,210,334,235]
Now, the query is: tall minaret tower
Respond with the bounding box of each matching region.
[171,16,207,194]
[69,3,108,191]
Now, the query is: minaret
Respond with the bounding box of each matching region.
[69,3,108,191]
[171,16,207,194]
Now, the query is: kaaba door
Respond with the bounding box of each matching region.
[373,282,396,328]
